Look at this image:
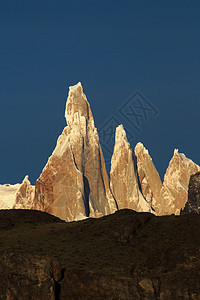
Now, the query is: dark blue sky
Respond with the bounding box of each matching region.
[1,1,200,184]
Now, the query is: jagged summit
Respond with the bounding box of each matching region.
[65,82,94,129]
[110,125,132,171]
[135,142,149,156]
[33,83,117,221]
[0,176,34,210]
[160,149,200,215]
[134,142,162,214]
[174,148,193,163]
[13,175,35,209]
[110,125,152,212]
[115,124,129,144]
[1,83,200,220]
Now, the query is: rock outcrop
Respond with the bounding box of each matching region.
[2,83,200,220]
[160,149,200,215]
[181,172,200,214]
[34,82,117,221]
[134,142,162,214]
[0,176,34,210]
[110,125,152,212]
[13,176,35,209]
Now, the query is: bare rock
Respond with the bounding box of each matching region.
[110,125,152,212]
[34,83,117,221]
[0,177,34,210]
[134,142,162,214]
[13,176,35,209]
[160,149,200,215]
[138,278,154,295]
[181,172,200,214]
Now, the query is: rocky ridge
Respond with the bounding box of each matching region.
[134,142,162,214]
[1,83,200,219]
[13,176,35,209]
[110,125,152,212]
[33,82,117,221]
[160,149,200,215]
[0,176,34,210]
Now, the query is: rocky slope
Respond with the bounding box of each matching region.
[33,82,117,221]
[160,149,200,215]
[134,142,162,214]
[1,209,200,299]
[110,125,152,212]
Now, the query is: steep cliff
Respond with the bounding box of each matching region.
[34,82,117,221]
[110,125,152,212]
[160,149,200,215]
[181,171,200,214]
[134,142,162,214]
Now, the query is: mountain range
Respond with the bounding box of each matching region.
[1,82,199,221]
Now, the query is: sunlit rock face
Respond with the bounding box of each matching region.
[134,142,162,214]
[0,176,34,210]
[13,176,35,209]
[110,125,152,212]
[160,149,200,215]
[33,82,117,221]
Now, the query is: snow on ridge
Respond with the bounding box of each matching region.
[0,183,21,208]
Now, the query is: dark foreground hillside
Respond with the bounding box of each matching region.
[0,209,200,299]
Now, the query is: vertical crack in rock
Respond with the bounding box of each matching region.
[33,82,117,221]
[110,125,152,212]
[134,142,162,214]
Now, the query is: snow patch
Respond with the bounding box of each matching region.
[0,183,21,208]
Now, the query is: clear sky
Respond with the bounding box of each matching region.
[1,0,200,184]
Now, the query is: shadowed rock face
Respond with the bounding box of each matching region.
[1,209,200,299]
[181,172,200,214]
[160,149,200,215]
[34,82,117,221]
[110,125,152,212]
[134,142,162,214]
[0,253,62,300]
